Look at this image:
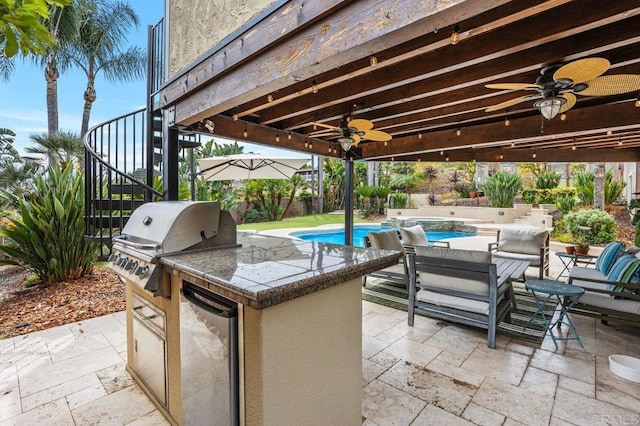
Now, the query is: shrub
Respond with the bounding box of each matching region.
[563,209,617,244]
[244,209,270,223]
[574,170,626,206]
[389,193,407,209]
[482,171,522,208]
[536,170,561,189]
[555,194,576,215]
[0,166,98,283]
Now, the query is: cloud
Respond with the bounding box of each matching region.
[0,109,47,124]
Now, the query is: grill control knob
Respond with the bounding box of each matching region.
[135,266,149,278]
[108,253,118,263]
[126,261,138,272]
[117,257,128,267]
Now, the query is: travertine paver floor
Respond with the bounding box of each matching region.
[1,239,639,425]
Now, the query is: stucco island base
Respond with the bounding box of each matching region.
[242,277,362,425]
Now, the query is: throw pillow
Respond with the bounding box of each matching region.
[595,241,625,275]
[367,230,405,252]
[606,254,640,293]
[400,225,428,246]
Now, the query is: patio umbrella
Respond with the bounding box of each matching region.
[198,153,309,181]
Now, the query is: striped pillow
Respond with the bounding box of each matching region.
[595,242,625,275]
[606,255,640,293]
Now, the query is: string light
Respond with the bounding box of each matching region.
[572,144,576,151]
[560,112,567,121]
[305,141,309,148]
[532,152,537,159]
[618,137,623,146]
[472,158,476,163]
[232,114,239,121]
[440,150,444,156]
[309,142,313,149]
[391,157,395,162]
[313,124,317,130]
[267,94,273,103]
[504,111,510,127]
[384,141,388,146]
[418,133,422,139]
[417,158,421,162]
[499,153,504,160]
[635,93,640,107]
[445,156,450,162]
[312,80,318,94]
[276,132,280,142]
[288,131,292,140]
[370,55,378,66]
[511,142,515,148]
[607,130,613,136]
[456,128,461,136]
[243,127,248,138]
[450,24,460,45]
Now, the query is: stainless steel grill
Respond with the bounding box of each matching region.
[108,201,234,295]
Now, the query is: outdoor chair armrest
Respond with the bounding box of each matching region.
[488,241,498,252]
[403,243,450,255]
[433,241,451,248]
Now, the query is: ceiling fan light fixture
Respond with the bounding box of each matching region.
[338,137,353,151]
[450,24,460,45]
[534,97,566,120]
[370,55,378,66]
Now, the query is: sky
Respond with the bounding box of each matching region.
[0,1,165,155]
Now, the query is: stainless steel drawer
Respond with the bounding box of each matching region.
[131,293,165,336]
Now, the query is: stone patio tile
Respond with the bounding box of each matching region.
[462,402,506,426]
[18,345,122,397]
[71,385,156,425]
[362,335,391,359]
[126,409,170,425]
[552,387,640,425]
[363,358,388,385]
[0,336,14,354]
[557,376,594,398]
[412,404,474,425]
[424,358,485,388]
[96,363,135,394]
[382,337,441,367]
[65,378,108,410]
[379,361,477,416]
[461,346,530,386]
[472,377,554,426]
[594,354,640,412]
[362,311,405,337]
[519,366,558,397]
[46,332,111,363]
[362,300,398,316]
[21,373,102,412]
[530,349,595,384]
[0,385,21,423]
[0,398,74,426]
[506,340,536,356]
[0,364,17,394]
[69,313,124,338]
[362,379,425,426]
[369,351,399,368]
[548,417,575,426]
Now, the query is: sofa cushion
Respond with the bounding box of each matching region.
[492,251,541,266]
[497,227,548,255]
[414,247,495,296]
[368,230,404,252]
[575,291,640,316]
[400,224,428,246]
[595,241,625,275]
[606,255,640,292]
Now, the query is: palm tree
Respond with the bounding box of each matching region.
[59,0,146,136]
[25,131,84,169]
[0,128,18,160]
[0,158,42,200]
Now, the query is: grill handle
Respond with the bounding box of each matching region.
[113,235,161,250]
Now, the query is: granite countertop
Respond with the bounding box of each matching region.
[160,232,403,309]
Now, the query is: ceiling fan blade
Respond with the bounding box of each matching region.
[351,134,362,147]
[309,121,341,131]
[577,75,640,96]
[559,92,576,113]
[348,119,374,132]
[362,130,392,142]
[553,57,610,84]
[484,96,530,112]
[485,83,539,90]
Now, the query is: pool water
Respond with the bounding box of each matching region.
[291,226,473,248]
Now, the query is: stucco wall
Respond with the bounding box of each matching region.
[169,0,275,76]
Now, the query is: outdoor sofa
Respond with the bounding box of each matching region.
[489,227,550,280]
[566,243,640,326]
[406,246,512,348]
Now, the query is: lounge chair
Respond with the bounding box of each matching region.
[488,227,549,279]
[362,229,409,292]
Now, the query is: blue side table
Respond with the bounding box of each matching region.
[524,279,585,349]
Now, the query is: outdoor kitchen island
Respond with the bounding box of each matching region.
[145,231,402,426]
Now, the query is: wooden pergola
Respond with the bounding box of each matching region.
[155,0,640,242]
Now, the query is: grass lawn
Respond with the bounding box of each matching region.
[236,213,372,232]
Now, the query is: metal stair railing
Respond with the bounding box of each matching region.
[84,107,163,260]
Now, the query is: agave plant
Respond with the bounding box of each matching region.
[482,171,523,208]
[0,165,98,283]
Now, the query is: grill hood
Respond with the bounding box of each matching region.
[119,201,221,254]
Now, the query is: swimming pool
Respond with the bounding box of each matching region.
[291,226,474,248]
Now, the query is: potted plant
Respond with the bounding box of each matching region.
[469,182,478,198]
[573,226,592,255]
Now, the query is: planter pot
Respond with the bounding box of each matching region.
[469,192,478,198]
[565,245,576,254]
[575,246,590,255]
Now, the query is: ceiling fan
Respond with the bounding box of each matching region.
[484,57,640,120]
[310,117,392,151]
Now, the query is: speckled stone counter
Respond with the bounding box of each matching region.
[160,232,403,309]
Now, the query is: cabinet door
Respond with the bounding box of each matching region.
[133,318,167,407]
